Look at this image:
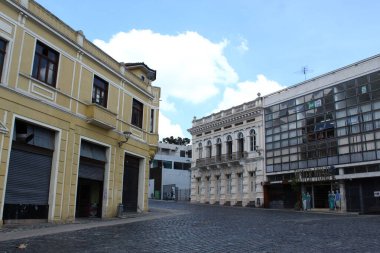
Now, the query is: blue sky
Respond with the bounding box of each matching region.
[36,0,380,140]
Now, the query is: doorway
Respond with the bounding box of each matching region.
[123,155,140,212]
[76,178,103,218]
[76,141,106,218]
[313,184,331,208]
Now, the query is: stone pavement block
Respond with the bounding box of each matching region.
[0,200,379,252]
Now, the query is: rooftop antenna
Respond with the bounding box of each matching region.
[296,66,313,81]
[297,66,313,81]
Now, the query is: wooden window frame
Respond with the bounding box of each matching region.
[132,99,143,128]
[92,75,109,108]
[32,41,59,87]
[0,38,6,82]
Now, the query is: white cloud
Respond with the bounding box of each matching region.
[158,112,184,140]
[237,37,249,53]
[214,74,284,112]
[93,29,238,107]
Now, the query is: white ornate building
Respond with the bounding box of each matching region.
[188,96,265,207]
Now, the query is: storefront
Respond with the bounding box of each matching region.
[76,140,107,218]
[3,119,56,221]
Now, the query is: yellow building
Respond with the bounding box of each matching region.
[0,0,160,225]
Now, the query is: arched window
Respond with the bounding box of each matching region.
[198,142,203,159]
[206,140,212,158]
[250,129,257,151]
[216,138,222,161]
[238,132,244,151]
[237,132,244,158]
[226,135,233,159]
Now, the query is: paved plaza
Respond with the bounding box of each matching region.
[1,200,380,252]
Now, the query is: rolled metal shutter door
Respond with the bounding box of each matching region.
[5,148,52,205]
[78,162,104,181]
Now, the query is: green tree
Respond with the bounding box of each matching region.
[162,136,190,145]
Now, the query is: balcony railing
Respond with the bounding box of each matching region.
[196,151,247,167]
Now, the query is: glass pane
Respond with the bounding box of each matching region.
[361,103,371,112]
[370,80,380,91]
[336,110,346,118]
[314,91,323,99]
[339,154,350,163]
[345,80,356,89]
[295,97,304,105]
[364,122,374,131]
[346,97,357,107]
[374,110,380,120]
[296,104,304,112]
[337,127,348,136]
[338,145,349,154]
[336,119,346,128]
[347,107,358,116]
[363,112,372,122]
[370,71,380,82]
[359,85,368,94]
[334,83,345,93]
[47,62,55,84]
[39,58,47,82]
[357,76,368,85]
[280,124,288,132]
[32,57,39,78]
[373,101,380,110]
[288,114,296,122]
[48,50,57,61]
[346,88,357,97]
[297,112,305,120]
[335,100,346,110]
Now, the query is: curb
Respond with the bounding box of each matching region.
[0,208,185,242]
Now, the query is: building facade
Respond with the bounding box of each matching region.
[263,55,380,213]
[188,97,264,207]
[0,0,160,225]
[149,142,192,200]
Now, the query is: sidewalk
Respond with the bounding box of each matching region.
[0,208,184,242]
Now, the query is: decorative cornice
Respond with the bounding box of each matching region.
[188,107,262,135]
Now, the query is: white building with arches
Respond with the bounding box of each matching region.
[188,96,265,207]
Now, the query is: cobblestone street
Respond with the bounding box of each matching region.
[1,200,380,252]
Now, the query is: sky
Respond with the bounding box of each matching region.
[36,0,380,140]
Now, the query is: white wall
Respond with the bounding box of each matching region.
[162,168,191,189]
[148,179,155,198]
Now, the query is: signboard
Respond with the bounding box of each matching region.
[293,166,336,183]
[374,191,380,197]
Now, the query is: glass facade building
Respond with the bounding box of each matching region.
[263,57,380,213]
[265,70,380,174]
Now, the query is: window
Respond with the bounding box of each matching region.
[226,174,232,194]
[238,132,244,154]
[250,129,257,151]
[216,138,222,160]
[180,150,185,157]
[92,75,108,107]
[0,38,6,82]
[238,173,243,193]
[132,99,143,128]
[32,41,59,86]
[163,160,172,169]
[226,135,232,158]
[150,109,155,133]
[206,140,212,158]
[198,143,203,159]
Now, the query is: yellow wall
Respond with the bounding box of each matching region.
[0,0,160,224]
